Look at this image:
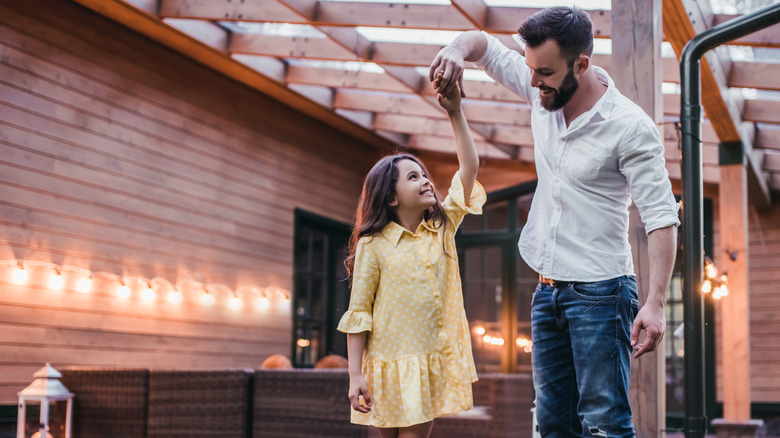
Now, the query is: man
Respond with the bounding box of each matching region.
[429,7,679,438]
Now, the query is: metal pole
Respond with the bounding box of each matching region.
[679,4,780,438]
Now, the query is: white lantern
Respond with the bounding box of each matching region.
[17,363,73,438]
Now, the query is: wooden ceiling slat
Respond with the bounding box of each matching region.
[450,0,488,29]
[159,0,304,22]
[421,80,524,103]
[485,7,612,36]
[462,100,531,125]
[315,2,473,30]
[744,99,780,125]
[162,18,229,51]
[229,33,356,60]
[713,14,780,48]
[318,26,374,60]
[409,135,510,159]
[334,89,442,118]
[287,65,409,93]
[730,62,780,91]
[756,126,780,151]
[375,113,454,137]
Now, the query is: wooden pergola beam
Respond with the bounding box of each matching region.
[663,0,771,210]
[70,0,396,152]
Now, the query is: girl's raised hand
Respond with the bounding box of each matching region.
[348,374,373,413]
[436,72,462,113]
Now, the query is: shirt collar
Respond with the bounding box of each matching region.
[381,219,441,246]
[589,65,615,120]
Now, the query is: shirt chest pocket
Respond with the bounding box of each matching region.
[562,136,608,181]
[383,251,428,285]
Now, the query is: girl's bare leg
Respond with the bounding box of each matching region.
[398,421,434,438]
[377,427,398,438]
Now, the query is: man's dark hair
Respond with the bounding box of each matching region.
[517,6,594,66]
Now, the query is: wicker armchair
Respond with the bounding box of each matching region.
[253,369,371,438]
[57,367,150,438]
[146,369,253,438]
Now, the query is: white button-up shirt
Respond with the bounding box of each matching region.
[475,32,680,282]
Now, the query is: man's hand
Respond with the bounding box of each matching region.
[631,301,665,358]
[429,45,466,98]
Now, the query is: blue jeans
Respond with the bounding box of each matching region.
[531,276,639,438]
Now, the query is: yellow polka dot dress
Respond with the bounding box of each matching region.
[337,173,486,428]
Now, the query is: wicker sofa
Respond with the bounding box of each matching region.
[54,367,533,438]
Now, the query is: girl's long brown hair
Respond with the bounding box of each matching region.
[345,153,448,278]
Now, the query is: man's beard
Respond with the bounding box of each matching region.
[539,67,579,111]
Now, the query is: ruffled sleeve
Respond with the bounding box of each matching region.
[337,237,379,334]
[442,171,486,229]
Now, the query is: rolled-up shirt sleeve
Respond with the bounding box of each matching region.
[473,31,534,104]
[337,237,379,333]
[442,172,487,230]
[619,119,681,234]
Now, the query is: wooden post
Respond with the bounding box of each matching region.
[611,1,665,437]
[717,163,752,422]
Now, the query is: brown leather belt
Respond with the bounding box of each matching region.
[539,274,556,286]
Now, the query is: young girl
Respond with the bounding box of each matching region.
[337,79,484,438]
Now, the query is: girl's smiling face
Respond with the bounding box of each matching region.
[390,159,436,213]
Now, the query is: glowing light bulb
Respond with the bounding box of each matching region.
[712,286,723,300]
[296,338,310,348]
[701,279,712,293]
[705,263,718,280]
[13,265,28,284]
[255,295,271,311]
[76,276,92,293]
[117,284,131,299]
[483,334,492,343]
[228,295,243,310]
[201,291,215,306]
[475,326,485,335]
[719,284,728,297]
[167,290,183,305]
[142,286,156,302]
[49,272,65,290]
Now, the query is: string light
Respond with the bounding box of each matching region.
[167,289,183,305]
[701,256,728,300]
[3,259,290,310]
[200,290,216,306]
[227,293,243,311]
[117,283,131,299]
[296,338,310,348]
[76,276,92,293]
[516,337,533,353]
[13,262,28,284]
[141,283,156,302]
[49,268,65,291]
[474,326,486,335]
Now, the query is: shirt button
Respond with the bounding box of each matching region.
[433,292,440,299]
[437,320,443,327]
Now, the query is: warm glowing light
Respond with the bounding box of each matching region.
[482,334,504,346]
[228,295,243,310]
[31,431,54,438]
[49,271,65,290]
[117,284,131,299]
[201,291,215,306]
[474,326,485,335]
[142,286,156,302]
[255,295,271,311]
[705,262,718,279]
[13,265,28,284]
[76,276,92,293]
[167,290,183,305]
[297,338,311,348]
[712,286,724,300]
[677,349,685,357]
[701,280,712,293]
[720,274,728,284]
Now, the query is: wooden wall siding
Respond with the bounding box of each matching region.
[712,200,780,403]
[0,0,378,403]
